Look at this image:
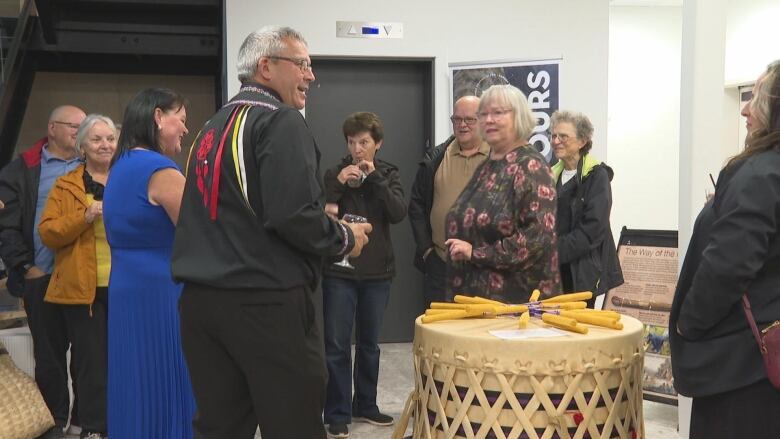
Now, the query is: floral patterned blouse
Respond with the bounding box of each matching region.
[445,145,562,303]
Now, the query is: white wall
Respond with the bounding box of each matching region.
[608,6,681,240]
[724,0,780,86]
[225,0,609,159]
[677,2,731,435]
[678,0,778,252]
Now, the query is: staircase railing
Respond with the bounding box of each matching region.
[1,0,34,89]
[0,20,10,81]
[0,0,37,167]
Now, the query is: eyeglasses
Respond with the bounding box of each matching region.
[268,56,313,73]
[52,121,80,130]
[551,133,572,142]
[450,116,478,126]
[477,108,513,120]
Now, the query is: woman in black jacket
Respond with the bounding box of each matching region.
[670,60,780,438]
[550,110,623,308]
[321,112,406,438]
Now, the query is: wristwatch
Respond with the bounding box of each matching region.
[21,262,34,275]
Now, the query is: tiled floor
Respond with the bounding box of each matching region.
[7,289,681,438]
[57,342,680,438]
[247,343,682,439]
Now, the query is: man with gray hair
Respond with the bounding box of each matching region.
[0,104,86,438]
[172,26,371,439]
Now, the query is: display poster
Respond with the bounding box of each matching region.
[605,228,678,405]
[450,59,560,162]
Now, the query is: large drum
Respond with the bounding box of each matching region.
[409,315,644,439]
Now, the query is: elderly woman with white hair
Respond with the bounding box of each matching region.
[550,110,623,308]
[444,84,561,303]
[38,114,118,439]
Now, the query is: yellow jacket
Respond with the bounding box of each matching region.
[38,165,99,305]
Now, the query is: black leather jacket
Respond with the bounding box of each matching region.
[172,83,354,291]
[407,136,454,271]
[0,138,46,296]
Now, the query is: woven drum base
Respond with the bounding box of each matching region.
[411,316,645,439]
[0,345,55,439]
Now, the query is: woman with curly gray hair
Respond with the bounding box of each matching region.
[550,110,623,307]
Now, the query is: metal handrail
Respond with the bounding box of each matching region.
[1,0,35,87]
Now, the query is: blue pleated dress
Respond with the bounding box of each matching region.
[103,149,195,439]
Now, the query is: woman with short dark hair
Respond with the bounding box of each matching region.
[103,88,195,439]
[321,111,406,438]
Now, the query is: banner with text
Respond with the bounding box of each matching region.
[450,59,560,162]
[605,228,678,405]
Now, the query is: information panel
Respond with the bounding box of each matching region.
[605,228,678,405]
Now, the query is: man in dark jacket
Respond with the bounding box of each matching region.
[408,96,488,306]
[171,26,371,439]
[0,105,86,438]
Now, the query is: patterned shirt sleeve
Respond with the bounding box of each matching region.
[470,153,559,274]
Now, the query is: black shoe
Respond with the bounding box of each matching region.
[353,411,394,426]
[37,426,65,439]
[326,423,349,438]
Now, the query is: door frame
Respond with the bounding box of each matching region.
[311,55,436,151]
[307,55,436,342]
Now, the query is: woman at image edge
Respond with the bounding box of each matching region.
[670,60,780,438]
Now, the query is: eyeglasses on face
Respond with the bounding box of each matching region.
[551,133,572,142]
[477,108,513,120]
[52,121,81,130]
[268,56,312,73]
[450,116,478,126]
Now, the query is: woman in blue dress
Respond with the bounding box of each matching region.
[103,88,194,438]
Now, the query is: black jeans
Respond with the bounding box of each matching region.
[60,287,108,433]
[22,275,71,425]
[179,283,327,439]
[422,252,447,307]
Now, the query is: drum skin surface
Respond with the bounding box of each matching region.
[412,315,645,439]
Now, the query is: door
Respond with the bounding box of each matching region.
[306,57,434,342]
